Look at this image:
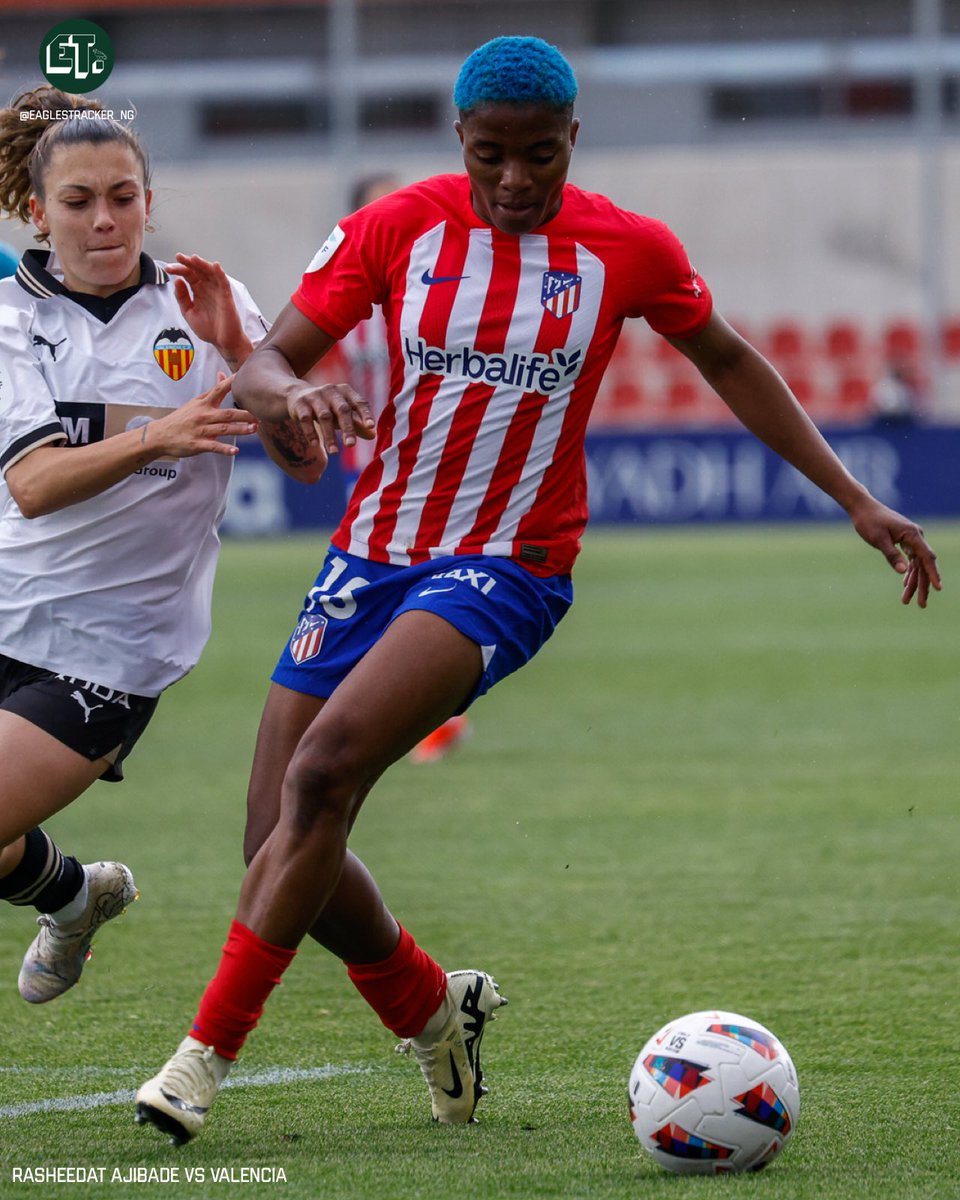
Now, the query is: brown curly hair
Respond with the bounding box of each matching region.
[0,85,151,241]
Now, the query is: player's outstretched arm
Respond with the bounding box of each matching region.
[667,311,942,607]
[233,304,375,476]
[168,254,255,370]
[6,377,257,518]
[843,495,940,607]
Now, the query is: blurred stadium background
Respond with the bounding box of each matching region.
[2,0,958,532]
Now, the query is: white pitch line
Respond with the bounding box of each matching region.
[0,1067,135,1077]
[0,1064,371,1120]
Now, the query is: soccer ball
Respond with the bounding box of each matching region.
[628,1009,800,1175]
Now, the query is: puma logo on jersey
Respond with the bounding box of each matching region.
[70,691,104,724]
[33,334,67,360]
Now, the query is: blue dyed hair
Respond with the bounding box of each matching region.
[454,36,578,115]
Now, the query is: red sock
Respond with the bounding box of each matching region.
[191,920,297,1060]
[346,925,446,1038]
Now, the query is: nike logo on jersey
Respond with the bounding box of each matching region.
[418,585,457,596]
[421,270,470,286]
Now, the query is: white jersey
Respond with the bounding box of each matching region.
[0,250,265,696]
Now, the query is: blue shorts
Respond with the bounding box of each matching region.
[272,547,573,709]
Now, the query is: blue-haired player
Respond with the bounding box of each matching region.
[137,36,940,1147]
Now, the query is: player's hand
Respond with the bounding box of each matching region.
[168,254,253,369]
[847,495,941,607]
[146,375,258,459]
[284,380,375,456]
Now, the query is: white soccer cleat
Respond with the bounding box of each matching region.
[135,1036,233,1146]
[397,969,507,1123]
[18,861,138,1004]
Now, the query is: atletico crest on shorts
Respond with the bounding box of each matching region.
[541,270,582,318]
[290,613,327,664]
[153,327,195,380]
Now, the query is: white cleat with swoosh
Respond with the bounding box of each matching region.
[135,1036,233,1145]
[397,969,507,1123]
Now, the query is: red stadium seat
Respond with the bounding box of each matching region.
[942,318,960,360]
[607,380,646,421]
[664,377,702,416]
[766,320,808,363]
[611,329,643,364]
[823,320,865,362]
[784,374,816,408]
[882,320,922,361]
[651,333,687,365]
[836,375,872,417]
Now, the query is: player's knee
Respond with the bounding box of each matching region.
[283,739,363,833]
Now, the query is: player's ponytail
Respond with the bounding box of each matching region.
[0,85,150,238]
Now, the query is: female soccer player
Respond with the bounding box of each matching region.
[323,170,473,764]
[0,86,265,1005]
[137,36,940,1144]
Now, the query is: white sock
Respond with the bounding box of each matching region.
[48,874,89,927]
[179,1036,234,1082]
[413,990,455,1044]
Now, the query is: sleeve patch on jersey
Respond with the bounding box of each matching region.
[305,225,346,274]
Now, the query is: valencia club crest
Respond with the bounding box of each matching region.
[153,327,195,380]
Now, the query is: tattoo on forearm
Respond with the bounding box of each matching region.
[264,420,313,467]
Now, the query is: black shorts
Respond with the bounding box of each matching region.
[0,655,159,783]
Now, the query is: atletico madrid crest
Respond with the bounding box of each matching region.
[153,327,195,380]
[289,613,327,664]
[541,270,582,318]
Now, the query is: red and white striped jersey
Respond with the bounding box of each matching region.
[323,308,391,477]
[293,173,712,576]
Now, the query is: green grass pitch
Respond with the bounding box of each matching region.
[1,523,958,1199]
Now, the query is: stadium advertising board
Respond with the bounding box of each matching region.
[222,423,960,535]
